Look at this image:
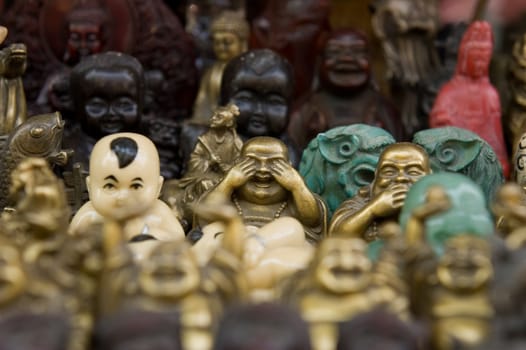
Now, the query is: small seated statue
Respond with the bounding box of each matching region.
[329,143,431,241]
[69,132,184,245]
[191,10,249,123]
[196,136,327,243]
[281,237,408,350]
[163,103,243,228]
[182,103,242,193]
[409,234,494,350]
[401,180,494,350]
[288,29,402,150]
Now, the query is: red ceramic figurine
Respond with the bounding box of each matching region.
[429,21,510,178]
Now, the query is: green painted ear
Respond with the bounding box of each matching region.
[431,139,482,172]
[318,133,360,165]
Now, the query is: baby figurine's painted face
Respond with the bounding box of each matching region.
[221,50,293,138]
[80,67,141,136]
[70,52,145,139]
[86,133,163,222]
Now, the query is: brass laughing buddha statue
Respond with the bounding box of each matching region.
[197,136,327,243]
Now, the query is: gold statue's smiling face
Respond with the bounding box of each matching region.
[139,242,200,299]
[437,236,492,292]
[315,238,372,294]
[238,139,289,205]
[87,133,163,222]
[372,144,430,196]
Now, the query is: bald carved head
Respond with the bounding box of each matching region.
[87,132,163,221]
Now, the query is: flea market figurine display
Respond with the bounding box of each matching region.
[69,132,184,247]
[163,103,243,229]
[191,10,249,124]
[64,51,146,172]
[249,0,331,101]
[370,0,440,136]
[299,124,395,218]
[412,126,504,202]
[220,49,301,167]
[429,21,510,178]
[197,136,327,243]
[0,26,27,136]
[328,143,431,241]
[288,29,402,150]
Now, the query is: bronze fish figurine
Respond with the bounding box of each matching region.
[0,112,70,209]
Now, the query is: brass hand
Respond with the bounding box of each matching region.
[224,158,255,189]
[270,158,303,191]
[371,184,409,217]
